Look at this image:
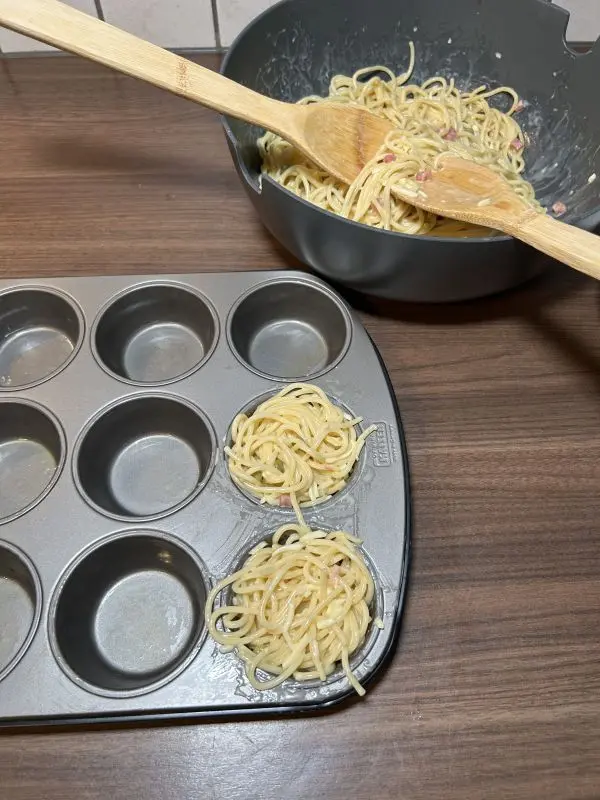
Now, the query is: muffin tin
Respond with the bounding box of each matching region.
[0,271,410,727]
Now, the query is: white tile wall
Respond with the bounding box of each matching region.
[102,0,214,49]
[0,0,598,53]
[0,0,99,52]
[559,0,600,41]
[216,0,279,47]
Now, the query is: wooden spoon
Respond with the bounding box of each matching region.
[393,157,600,280]
[0,0,394,185]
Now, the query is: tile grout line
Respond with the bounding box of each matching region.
[210,0,222,50]
[93,0,105,22]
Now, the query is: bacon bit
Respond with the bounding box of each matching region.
[552,201,567,216]
[510,138,524,152]
[443,127,458,141]
[278,494,292,508]
[513,99,525,114]
[415,169,432,182]
[382,153,396,163]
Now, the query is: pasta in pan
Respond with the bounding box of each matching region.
[259,42,540,236]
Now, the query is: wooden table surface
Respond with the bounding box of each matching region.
[1,53,599,800]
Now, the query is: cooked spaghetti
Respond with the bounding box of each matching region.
[258,41,541,236]
[225,383,376,517]
[205,523,375,695]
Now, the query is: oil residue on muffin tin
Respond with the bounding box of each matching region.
[0,271,410,727]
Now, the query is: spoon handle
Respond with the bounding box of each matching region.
[0,0,289,133]
[516,213,600,281]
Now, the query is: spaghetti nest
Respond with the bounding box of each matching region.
[259,41,541,236]
[205,523,376,695]
[225,383,376,513]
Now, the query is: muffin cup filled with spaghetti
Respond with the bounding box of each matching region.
[225,383,377,523]
[205,521,382,696]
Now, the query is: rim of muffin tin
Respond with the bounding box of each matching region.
[0,540,44,683]
[208,523,384,696]
[90,281,220,387]
[0,398,67,526]
[47,529,212,699]
[71,392,218,523]
[225,277,353,381]
[0,285,85,391]
[223,388,371,515]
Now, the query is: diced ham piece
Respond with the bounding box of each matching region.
[511,138,524,152]
[513,99,525,114]
[382,153,396,163]
[416,169,432,182]
[279,494,292,507]
[552,201,567,216]
[443,127,458,141]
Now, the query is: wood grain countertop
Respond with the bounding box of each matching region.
[1,53,599,800]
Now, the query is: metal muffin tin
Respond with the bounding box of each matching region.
[0,270,410,727]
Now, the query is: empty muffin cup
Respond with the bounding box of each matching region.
[93,283,218,384]
[50,531,207,696]
[0,288,83,389]
[0,401,65,523]
[74,395,215,520]
[0,542,42,682]
[228,280,351,380]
